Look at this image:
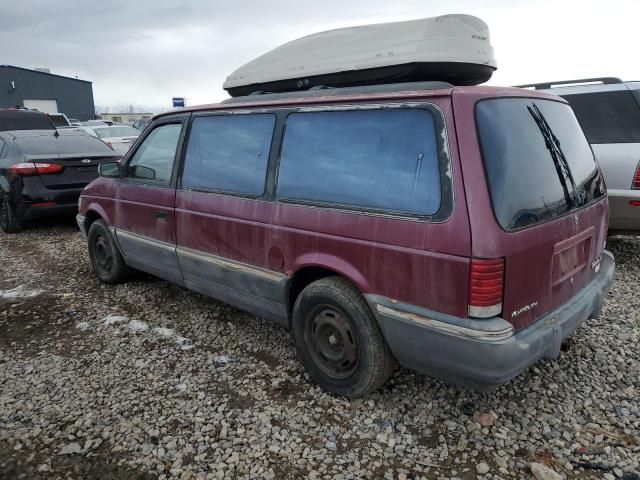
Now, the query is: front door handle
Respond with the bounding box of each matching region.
[155,211,168,223]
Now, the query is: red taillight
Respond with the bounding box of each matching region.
[630,200,640,207]
[633,163,640,189]
[10,162,64,176]
[469,258,504,318]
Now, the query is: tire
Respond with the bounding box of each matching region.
[0,197,22,233]
[87,219,130,284]
[292,276,395,398]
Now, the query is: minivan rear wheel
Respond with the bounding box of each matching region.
[292,276,394,397]
[0,198,22,233]
[88,219,130,284]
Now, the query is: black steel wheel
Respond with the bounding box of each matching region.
[292,276,394,397]
[305,305,360,380]
[87,219,130,284]
[0,198,22,233]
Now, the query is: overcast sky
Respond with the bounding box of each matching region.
[1,0,638,112]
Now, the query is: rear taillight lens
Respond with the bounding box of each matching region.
[469,258,504,318]
[10,162,64,176]
[632,162,640,189]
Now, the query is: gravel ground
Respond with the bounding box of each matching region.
[0,220,638,480]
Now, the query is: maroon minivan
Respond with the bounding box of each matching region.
[76,82,614,397]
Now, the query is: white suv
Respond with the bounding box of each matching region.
[519,78,640,235]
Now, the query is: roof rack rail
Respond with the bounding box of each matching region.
[515,77,623,90]
[221,81,453,104]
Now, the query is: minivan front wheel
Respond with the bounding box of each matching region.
[88,219,130,284]
[0,198,22,233]
[292,277,394,397]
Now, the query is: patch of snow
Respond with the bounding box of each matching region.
[153,326,194,350]
[128,320,148,333]
[214,355,230,365]
[175,336,194,350]
[103,314,128,326]
[174,383,187,393]
[0,285,44,300]
[58,442,83,455]
[153,327,175,337]
[76,322,90,331]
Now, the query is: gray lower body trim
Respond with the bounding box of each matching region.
[112,228,289,325]
[177,246,288,326]
[116,229,183,282]
[368,250,615,390]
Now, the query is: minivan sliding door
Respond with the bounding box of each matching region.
[174,113,288,324]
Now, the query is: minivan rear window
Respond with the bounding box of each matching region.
[561,90,640,144]
[476,98,605,230]
[277,109,442,216]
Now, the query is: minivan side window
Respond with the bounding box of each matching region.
[562,90,640,144]
[125,123,182,183]
[181,114,275,196]
[276,109,442,216]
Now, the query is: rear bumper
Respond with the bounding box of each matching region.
[368,250,615,390]
[608,189,640,234]
[14,178,82,221]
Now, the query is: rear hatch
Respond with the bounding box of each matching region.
[16,131,120,188]
[457,91,608,330]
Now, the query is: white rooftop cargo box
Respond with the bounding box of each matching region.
[224,14,497,97]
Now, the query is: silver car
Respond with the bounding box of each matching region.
[77,125,140,155]
[518,78,640,235]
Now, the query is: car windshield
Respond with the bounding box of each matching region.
[0,111,55,131]
[94,126,139,138]
[15,132,115,155]
[476,98,605,230]
[49,115,70,127]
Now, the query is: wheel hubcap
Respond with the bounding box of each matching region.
[94,235,113,273]
[306,306,359,379]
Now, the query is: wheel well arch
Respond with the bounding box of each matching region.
[287,265,364,325]
[83,209,105,236]
[85,209,102,225]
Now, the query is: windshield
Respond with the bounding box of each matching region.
[94,126,139,138]
[0,111,55,131]
[562,89,640,144]
[476,98,605,230]
[49,114,70,127]
[15,132,115,155]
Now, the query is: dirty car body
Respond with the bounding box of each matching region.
[77,82,614,394]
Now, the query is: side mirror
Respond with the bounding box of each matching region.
[98,162,121,178]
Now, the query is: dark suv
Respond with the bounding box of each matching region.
[0,107,56,131]
[0,129,120,232]
[77,82,614,397]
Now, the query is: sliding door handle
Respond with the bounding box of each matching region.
[155,211,168,223]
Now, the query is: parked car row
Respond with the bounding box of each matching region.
[0,127,120,232]
[75,125,140,154]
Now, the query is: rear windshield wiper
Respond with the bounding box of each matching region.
[527,103,583,207]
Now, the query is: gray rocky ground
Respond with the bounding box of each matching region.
[1,220,638,479]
